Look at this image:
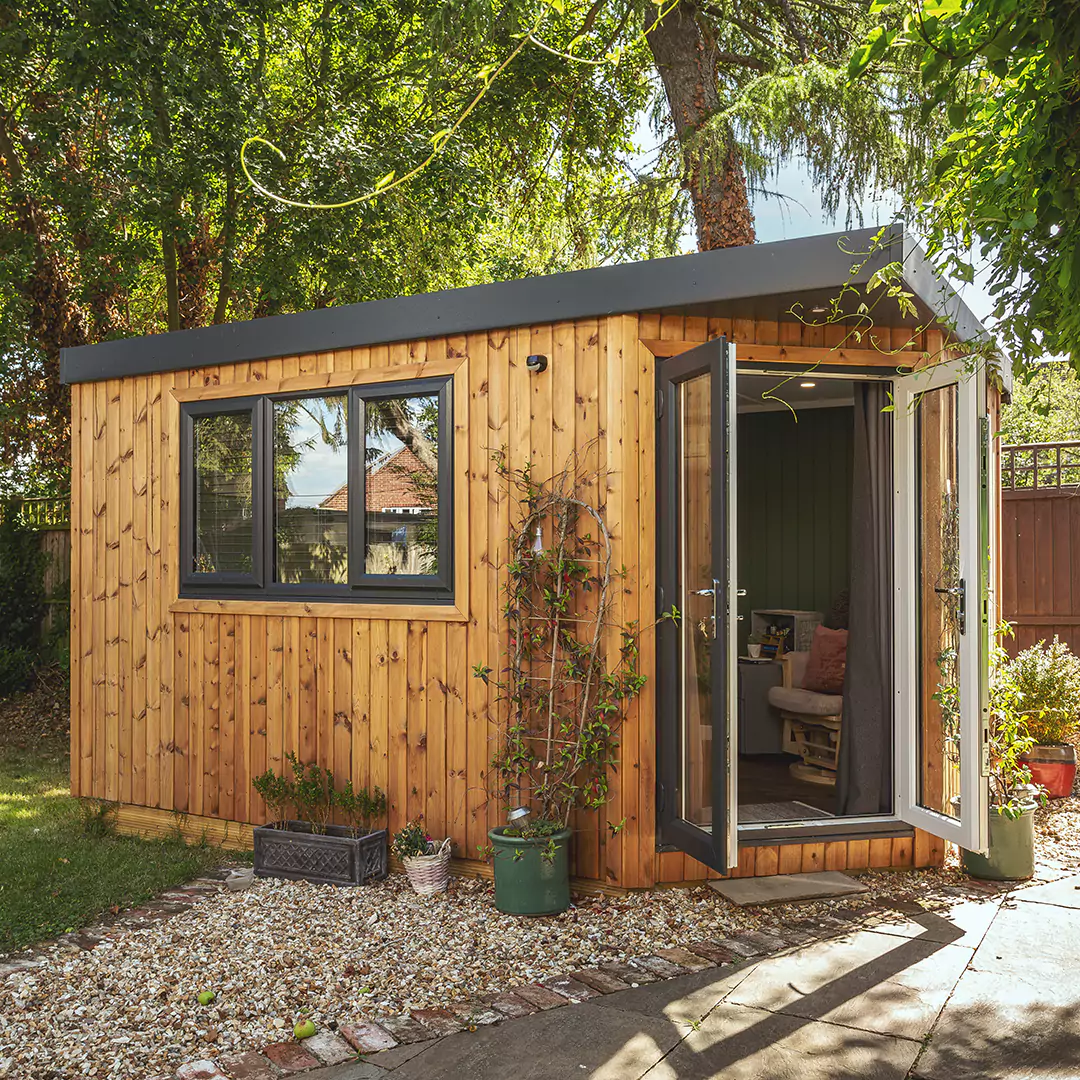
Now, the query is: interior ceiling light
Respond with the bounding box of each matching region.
[800,381,816,388]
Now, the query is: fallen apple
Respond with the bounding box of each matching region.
[294,1019,316,1040]
[197,990,216,1006]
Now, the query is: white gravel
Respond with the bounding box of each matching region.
[2,846,1073,1080]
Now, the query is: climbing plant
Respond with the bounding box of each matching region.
[474,449,674,832]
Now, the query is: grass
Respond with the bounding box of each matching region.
[0,745,230,954]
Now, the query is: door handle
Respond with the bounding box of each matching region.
[692,581,721,639]
[934,578,966,634]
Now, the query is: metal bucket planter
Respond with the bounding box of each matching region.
[253,821,389,886]
[962,801,1037,882]
[1020,744,1077,799]
[488,826,572,916]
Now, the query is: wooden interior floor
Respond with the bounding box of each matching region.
[737,755,837,818]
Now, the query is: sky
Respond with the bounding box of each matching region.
[748,157,997,329]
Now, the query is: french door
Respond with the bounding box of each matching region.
[656,338,739,871]
[894,360,990,853]
[656,347,991,872]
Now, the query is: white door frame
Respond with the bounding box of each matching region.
[893,360,990,854]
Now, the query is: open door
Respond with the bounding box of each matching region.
[656,338,739,871]
[894,360,990,853]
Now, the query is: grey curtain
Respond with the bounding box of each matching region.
[838,383,894,815]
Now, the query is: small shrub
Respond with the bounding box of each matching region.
[252,769,293,825]
[392,820,433,860]
[1007,636,1080,745]
[287,752,335,833]
[334,779,387,836]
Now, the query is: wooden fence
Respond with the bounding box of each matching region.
[2,496,71,633]
[1001,442,1080,654]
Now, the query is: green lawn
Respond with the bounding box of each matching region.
[0,746,229,954]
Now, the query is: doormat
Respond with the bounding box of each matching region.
[738,801,833,823]
[709,870,869,906]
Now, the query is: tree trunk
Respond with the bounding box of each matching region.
[646,5,756,250]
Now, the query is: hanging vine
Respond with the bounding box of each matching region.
[474,447,674,833]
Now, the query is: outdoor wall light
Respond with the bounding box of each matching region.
[800,381,816,388]
[810,305,827,314]
[526,353,548,374]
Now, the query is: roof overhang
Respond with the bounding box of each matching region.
[60,225,989,385]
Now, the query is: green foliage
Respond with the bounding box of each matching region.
[391,819,434,860]
[478,449,662,831]
[334,779,388,837]
[1000,364,1080,444]
[286,752,335,833]
[251,768,293,826]
[253,754,386,835]
[989,624,1043,815]
[853,0,1080,366]
[1006,636,1080,745]
[503,818,563,840]
[80,799,119,838]
[0,512,47,695]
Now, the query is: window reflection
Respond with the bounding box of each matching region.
[273,394,348,584]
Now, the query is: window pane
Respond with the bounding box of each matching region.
[916,383,962,821]
[364,393,439,575]
[193,412,253,574]
[274,394,348,584]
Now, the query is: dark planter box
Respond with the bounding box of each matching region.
[253,821,388,886]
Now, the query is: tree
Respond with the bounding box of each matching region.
[0,0,662,493]
[850,0,1080,367]
[1000,364,1080,445]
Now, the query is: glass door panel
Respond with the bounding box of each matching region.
[680,373,714,826]
[895,362,989,853]
[657,337,738,871]
[916,384,963,821]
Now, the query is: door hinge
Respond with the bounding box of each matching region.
[656,387,664,420]
[656,781,666,815]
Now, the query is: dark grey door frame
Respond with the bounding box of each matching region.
[655,337,733,872]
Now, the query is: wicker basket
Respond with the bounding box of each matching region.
[402,837,452,895]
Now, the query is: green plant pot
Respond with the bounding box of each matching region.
[962,802,1037,881]
[488,826,572,916]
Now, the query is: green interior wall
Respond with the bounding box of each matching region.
[737,405,854,649]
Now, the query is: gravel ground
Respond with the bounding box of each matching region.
[0,853,1023,1080]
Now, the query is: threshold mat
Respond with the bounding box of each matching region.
[738,800,833,823]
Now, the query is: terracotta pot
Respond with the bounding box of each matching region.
[1020,744,1077,799]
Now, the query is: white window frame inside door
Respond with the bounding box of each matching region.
[894,360,990,854]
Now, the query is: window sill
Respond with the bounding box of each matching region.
[169,597,469,622]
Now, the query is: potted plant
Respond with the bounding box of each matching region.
[392,820,453,895]
[252,752,389,886]
[746,633,764,659]
[475,452,669,916]
[962,628,1045,881]
[1007,636,1080,798]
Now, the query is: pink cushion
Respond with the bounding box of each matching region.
[801,626,848,694]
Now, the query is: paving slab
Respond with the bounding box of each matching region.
[653,1002,921,1080]
[387,999,685,1080]
[593,962,754,1026]
[726,929,972,1040]
[708,871,868,906]
[1011,872,1080,910]
[970,898,1080,980]
[915,967,1080,1080]
[860,896,1003,948]
[360,1040,437,1071]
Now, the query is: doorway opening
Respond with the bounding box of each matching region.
[733,372,893,825]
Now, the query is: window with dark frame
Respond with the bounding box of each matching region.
[180,376,453,604]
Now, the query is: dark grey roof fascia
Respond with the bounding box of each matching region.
[59,224,986,385]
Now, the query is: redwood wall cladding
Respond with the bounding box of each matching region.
[69,310,945,888]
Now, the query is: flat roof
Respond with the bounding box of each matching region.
[60,225,987,385]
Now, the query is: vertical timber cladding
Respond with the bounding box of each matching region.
[69,311,946,890]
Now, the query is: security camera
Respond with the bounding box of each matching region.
[525,353,548,374]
